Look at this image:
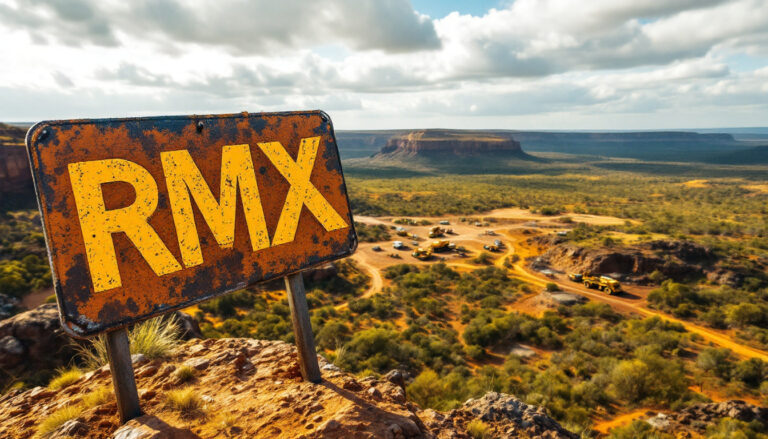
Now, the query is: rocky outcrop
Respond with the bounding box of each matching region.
[534,237,738,285]
[0,338,575,439]
[0,303,74,370]
[0,293,20,320]
[645,400,767,434]
[423,392,577,439]
[0,123,31,195]
[0,305,200,372]
[378,130,524,157]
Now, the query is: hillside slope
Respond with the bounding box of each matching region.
[0,338,576,438]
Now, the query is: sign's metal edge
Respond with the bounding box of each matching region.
[26,109,358,339]
[25,121,80,338]
[26,109,325,129]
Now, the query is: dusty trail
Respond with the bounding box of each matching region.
[501,240,768,362]
[351,213,768,362]
[351,253,384,299]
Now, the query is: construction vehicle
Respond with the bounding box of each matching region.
[430,240,455,252]
[372,245,382,252]
[396,227,409,237]
[412,247,432,260]
[485,230,497,236]
[484,243,500,252]
[439,220,450,225]
[428,226,445,238]
[493,239,503,248]
[568,273,583,282]
[581,274,622,294]
[393,241,405,250]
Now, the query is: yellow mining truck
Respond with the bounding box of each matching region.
[428,226,445,238]
[412,247,432,260]
[581,274,622,294]
[430,240,455,253]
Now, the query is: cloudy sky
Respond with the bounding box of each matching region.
[0,0,767,129]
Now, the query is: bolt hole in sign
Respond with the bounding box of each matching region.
[26,111,357,337]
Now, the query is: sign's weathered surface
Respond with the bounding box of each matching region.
[26,111,357,337]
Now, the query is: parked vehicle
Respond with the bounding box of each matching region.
[581,273,622,294]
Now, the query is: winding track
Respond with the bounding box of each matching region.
[352,215,768,362]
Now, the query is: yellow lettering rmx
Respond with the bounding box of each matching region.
[258,136,348,246]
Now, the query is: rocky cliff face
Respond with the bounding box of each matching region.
[0,337,575,439]
[533,236,759,286]
[378,130,524,158]
[0,123,32,195]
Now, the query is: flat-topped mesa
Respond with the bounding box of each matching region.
[378,129,524,157]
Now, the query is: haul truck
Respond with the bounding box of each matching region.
[429,226,445,238]
[412,248,432,260]
[575,273,622,294]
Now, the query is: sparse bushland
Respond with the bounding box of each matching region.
[192,260,759,435]
[347,173,768,253]
[354,221,391,242]
[647,280,768,350]
[0,210,51,301]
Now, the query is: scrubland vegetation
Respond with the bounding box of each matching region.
[347,173,768,253]
[0,210,51,299]
[192,261,766,435]
[3,165,768,436]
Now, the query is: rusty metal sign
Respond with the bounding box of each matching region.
[26,111,357,337]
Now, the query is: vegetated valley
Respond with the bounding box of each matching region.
[1,123,767,438]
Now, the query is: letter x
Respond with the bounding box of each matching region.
[258,136,348,246]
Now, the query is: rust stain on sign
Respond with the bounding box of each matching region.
[25,111,357,337]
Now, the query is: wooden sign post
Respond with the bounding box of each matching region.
[285,273,322,383]
[105,329,142,423]
[25,111,357,422]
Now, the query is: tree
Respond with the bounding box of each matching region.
[696,348,733,380]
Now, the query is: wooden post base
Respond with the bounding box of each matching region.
[284,273,322,383]
[105,328,142,423]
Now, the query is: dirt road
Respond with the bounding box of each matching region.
[353,212,768,362]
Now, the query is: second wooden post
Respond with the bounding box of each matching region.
[284,272,322,383]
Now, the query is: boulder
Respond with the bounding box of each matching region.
[113,415,199,439]
[0,303,74,370]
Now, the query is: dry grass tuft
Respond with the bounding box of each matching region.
[81,386,112,408]
[79,315,181,368]
[34,405,83,438]
[164,387,205,417]
[174,365,196,383]
[47,368,82,390]
[466,419,490,439]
